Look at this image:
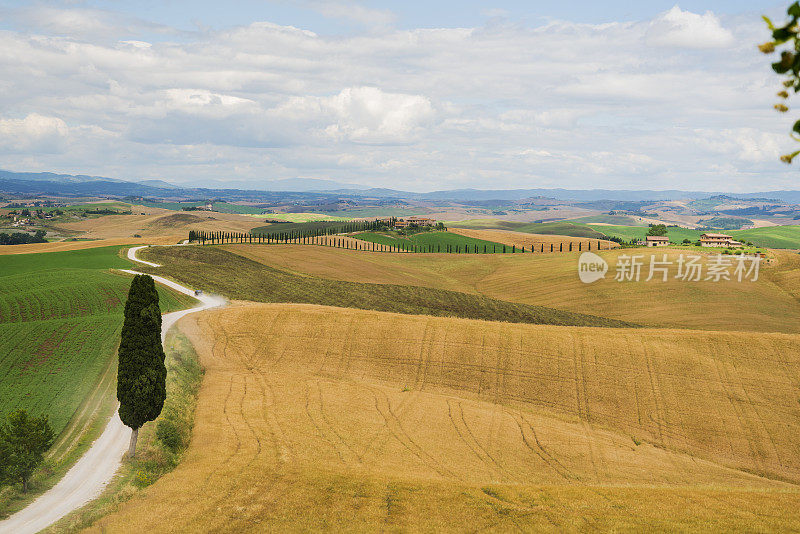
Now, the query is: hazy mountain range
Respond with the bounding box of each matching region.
[3,169,800,203]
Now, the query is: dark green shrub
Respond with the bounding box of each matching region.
[156,418,182,452]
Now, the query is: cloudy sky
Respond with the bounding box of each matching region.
[0,1,795,192]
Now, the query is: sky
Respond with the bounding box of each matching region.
[0,0,796,192]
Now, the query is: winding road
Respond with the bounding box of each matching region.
[0,245,224,534]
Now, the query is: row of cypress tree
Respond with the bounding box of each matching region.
[187,230,607,253]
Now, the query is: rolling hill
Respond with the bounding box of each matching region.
[220,244,800,334]
[82,303,800,532]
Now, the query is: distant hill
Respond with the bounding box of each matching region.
[4,168,800,204]
[188,177,366,191]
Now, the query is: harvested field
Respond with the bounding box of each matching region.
[85,303,800,532]
[138,245,636,328]
[146,213,205,229]
[52,206,262,243]
[448,227,619,249]
[224,244,800,334]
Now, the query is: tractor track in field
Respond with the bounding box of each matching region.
[0,244,225,534]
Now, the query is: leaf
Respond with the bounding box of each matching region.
[773,27,792,41]
[759,41,777,54]
[792,120,800,135]
[781,150,800,164]
[763,15,776,30]
[773,60,790,74]
[789,2,800,17]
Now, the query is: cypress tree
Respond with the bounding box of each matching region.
[117,274,166,457]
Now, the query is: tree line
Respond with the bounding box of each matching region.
[0,230,47,245]
[188,219,391,245]
[188,230,609,253]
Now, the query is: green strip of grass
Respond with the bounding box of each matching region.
[140,245,637,328]
[353,230,506,252]
[0,245,132,276]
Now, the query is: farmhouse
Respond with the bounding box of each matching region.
[700,233,743,248]
[394,216,435,228]
[645,236,669,247]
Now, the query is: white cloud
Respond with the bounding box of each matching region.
[693,128,783,163]
[0,5,789,191]
[276,87,436,143]
[646,6,734,49]
[0,114,69,153]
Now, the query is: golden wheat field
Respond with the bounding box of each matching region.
[224,244,800,334]
[53,207,262,242]
[448,228,619,249]
[86,303,800,532]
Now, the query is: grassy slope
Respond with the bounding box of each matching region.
[84,304,800,532]
[223,244,800,334]
[732,225,800,248]
[580,224,704,243]
[139,245,635,328]
[0,246,195,517]
[353,230,506,251]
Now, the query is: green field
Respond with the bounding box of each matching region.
[0,247,195,434]
[593,224,800,248]
[731,225,800,248]
[353,230,506,252]
[582,224,701,243]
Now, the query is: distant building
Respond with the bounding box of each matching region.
[394,216,435,228]
[645,236,669,247]
[700,233,743,248]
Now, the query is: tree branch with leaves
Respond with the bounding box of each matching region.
[762,2,800,163]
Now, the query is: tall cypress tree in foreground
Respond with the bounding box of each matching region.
[117,274,166,457]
